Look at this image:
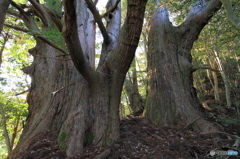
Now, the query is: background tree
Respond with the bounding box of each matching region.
[220,0,240,29]
[124,58,146,116]
[0,93,28,158]
[145,0,223,131]
[0,24,33,158]
[192,2,240,109]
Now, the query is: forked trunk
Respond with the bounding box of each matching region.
[10,0,147,158]
[145,1,222,131]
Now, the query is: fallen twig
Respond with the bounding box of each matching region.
[94,149,111,159]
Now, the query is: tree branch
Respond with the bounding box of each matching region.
[63,0,98,83]
[0,31,9,67]
[4,24,29,32]
[105,0,148,73]
[28,0,50,27]
[101,0,121,18]
[182,0,222,31]
[85,0,109,43]
[15,89,29,96]
[4,24,66,54]
[93,0,99,6]
[36,36,67,54]
[192,65,220,72]
[7,9,21,18]
[219,0,240,29]
[10,1,39,31]
[43,6,63,32]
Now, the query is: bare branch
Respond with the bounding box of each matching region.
[37,36,67,54]
[10,1,39,31]
[93,0,98,6]
[101,0,120,18]
[4,24,67,54]
[220,0,240,29]
[0,31,9,67]
[7,9,21,18]
[15,89,29,96]
[181,0,222,31]
[4,24,29,32]
[28,0,50,27]
[85,0,109,43]
[63,0,98,83]
[43,7,63,32]
[192,65,220,72]
[93,149,111,159]
[29,0,63,31]
[10,1,30,21]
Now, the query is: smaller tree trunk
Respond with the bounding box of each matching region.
[125,60,145,115]
[213,49,232,107]
[211,70,220,100]
[0,0,11,33]
[0,103,12,155]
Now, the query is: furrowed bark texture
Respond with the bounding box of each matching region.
[63,0,147,148]
[10,0,147,158]
[10,40,94,158]
[145,0,222,131]
[11,1,96,157]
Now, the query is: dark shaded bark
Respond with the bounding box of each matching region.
[0,0,11,33]
[125,60,145,115]
[145,0,222,131]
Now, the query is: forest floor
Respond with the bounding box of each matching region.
[23,106,240,159]
[71,112,240,159]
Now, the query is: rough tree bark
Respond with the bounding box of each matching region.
[125,59,145,115]
[0,0,11,33]
[9,0,147,158]
[145,0,223,131]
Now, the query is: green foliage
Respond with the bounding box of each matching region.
[0,29,34,93]
[216,118,240,125]
[0,92,28,158]
[42,28,65,48]
[44,0,62,16]
[192,2,240,102]
[0,25,33,158]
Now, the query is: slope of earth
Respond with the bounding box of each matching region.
[17,116,240,159]
[71,117,240,159]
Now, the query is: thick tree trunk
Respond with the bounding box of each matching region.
[10,41,92,158]
[145,1,222,131]
[10,0,147,158]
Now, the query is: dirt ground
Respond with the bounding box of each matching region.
[71,116,240,159]
[19,107,240,159]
